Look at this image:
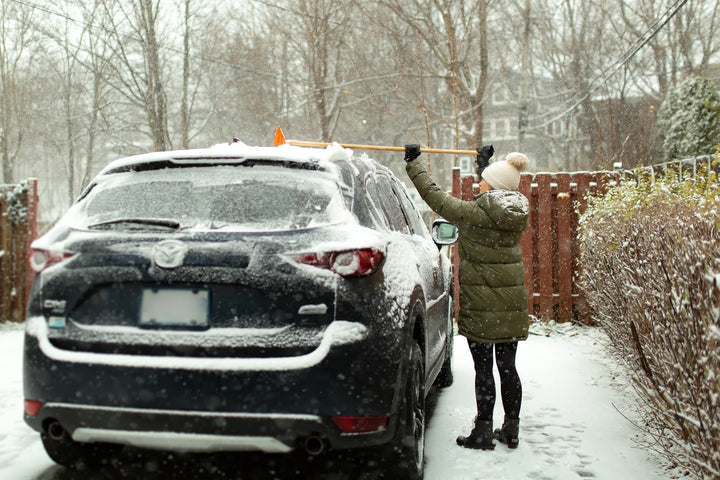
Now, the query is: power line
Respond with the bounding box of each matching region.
[528,0,690,132]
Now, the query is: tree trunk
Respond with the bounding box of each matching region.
[138,0,170,151]
[181,0,190,149]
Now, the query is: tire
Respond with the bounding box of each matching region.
[41,425,121,470]
[435,298,454,388]
[389,341,425,480]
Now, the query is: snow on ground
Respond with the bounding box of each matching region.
[0,321,676,479]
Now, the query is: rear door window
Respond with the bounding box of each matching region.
[374,174,411,234]
[394,181,431,238]
[363,177,390,230]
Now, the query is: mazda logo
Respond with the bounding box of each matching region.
[152,240,188,269]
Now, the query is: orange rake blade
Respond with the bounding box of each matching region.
[274,127,286,147]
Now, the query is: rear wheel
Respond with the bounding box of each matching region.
[388,341,425,479]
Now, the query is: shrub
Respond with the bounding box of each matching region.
[656,76,720,160]
[578,170,720,479]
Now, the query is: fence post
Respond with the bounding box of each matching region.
[573,173,592,320]
[519,174,534,317]
[0,189,11,321]
[536,174,554,321]
[556,173,573,322]
[0,180,38,322]
[24,179,38,309]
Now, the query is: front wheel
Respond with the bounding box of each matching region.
[435,299,455,388]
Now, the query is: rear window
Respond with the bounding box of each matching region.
[73,165,355,232]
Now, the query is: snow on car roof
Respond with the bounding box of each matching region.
[97,140,354,176]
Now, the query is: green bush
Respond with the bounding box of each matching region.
[656,76,720,160]
[578,171,720,479]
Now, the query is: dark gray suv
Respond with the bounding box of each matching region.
[23,141,457,478]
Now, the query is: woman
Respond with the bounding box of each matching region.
[404,144,530,450]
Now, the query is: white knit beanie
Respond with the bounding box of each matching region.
[481,152,529,191]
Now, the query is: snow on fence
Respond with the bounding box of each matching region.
[620,154,718,183]
[451,169,619,324]
[0,179,38,322]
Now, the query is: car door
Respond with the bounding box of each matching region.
[390,179,450,372]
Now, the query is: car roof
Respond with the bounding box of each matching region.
[92,141,405,206]
[97,141,355,177]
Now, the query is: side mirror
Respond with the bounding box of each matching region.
[431,220,458,245]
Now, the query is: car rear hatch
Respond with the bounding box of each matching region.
[37,231,339,358]
[31,161,360,360]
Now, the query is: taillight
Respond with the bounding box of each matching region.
[24,399,43,416]
[331,416,388,433]
[293,248,384,277]
[29,249,74,273]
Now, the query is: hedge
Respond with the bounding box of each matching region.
[578,170,720,479]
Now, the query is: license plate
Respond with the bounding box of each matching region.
[140,288,209,327]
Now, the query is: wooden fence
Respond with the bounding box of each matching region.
[451,169,619,324]
[2,172,621,324]
[0,179,38,322]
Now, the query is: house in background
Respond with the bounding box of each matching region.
[457,75,592,176]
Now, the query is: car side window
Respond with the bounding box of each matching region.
[363,177,391,230]
[394,182,431,239]
[374,175,411,234]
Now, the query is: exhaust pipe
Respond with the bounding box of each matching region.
[47,421,66,441]
[304,435,326,456]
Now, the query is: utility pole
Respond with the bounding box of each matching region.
[518,0,531,152]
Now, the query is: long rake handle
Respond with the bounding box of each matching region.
[286,139,477,156]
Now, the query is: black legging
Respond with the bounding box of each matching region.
[468,341,522,421]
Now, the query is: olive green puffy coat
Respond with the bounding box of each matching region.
[406,159,529,344]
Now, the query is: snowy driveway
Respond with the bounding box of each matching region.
[0,322,674,480]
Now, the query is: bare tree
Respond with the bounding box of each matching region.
[181,0,191,149]
[100,0,170,151]
[617,0,720,101]
[282,0,357,142]
[373,0,491,150]
[528,0,619,169]
[40,4,85,204]
[198,2,289,146]
[81,1,114,189]
[0,0,35,183]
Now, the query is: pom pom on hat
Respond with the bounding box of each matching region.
[481,152,528,191]
[505,152,529,172]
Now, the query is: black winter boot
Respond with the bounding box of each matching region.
[456,418,495,450]
[494,416,520,449]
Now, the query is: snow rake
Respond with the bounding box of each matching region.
[274,127,478,156]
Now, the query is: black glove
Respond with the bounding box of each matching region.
[475,145,494,177]
[404,144,422,162]
[475,145,494,170]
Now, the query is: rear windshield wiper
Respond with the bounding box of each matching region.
[88,218,181,231]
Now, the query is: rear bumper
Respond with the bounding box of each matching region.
[23,316,405,453]
[25,403,391,453]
